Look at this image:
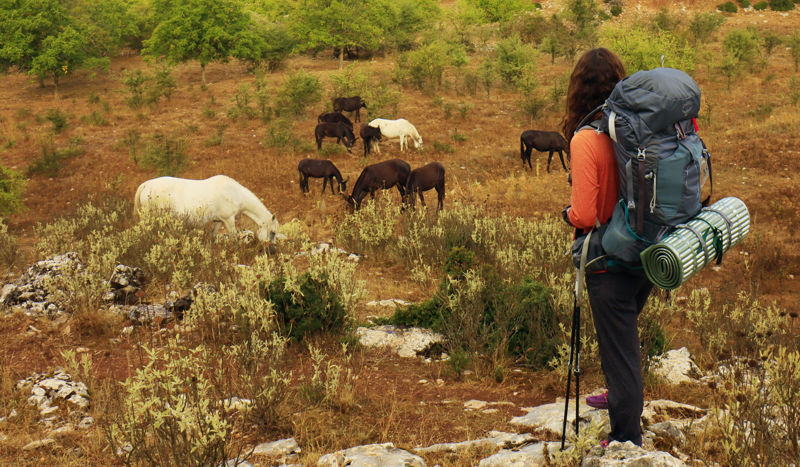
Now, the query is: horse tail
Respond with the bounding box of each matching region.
[520,136,524,160]
[133,181,145,218]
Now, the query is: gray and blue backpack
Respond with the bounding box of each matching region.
[574,67,712,270]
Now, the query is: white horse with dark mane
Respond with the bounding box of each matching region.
[368,118,423,152]
[134,175,283,243]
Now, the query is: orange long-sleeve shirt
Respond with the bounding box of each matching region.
[567,128,619,234]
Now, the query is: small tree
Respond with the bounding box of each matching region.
[688,12,726,46]
[143,0,268,83]
[723,28,760,72]
[276,70,322,116]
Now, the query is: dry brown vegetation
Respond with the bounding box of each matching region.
[1,0,800,465]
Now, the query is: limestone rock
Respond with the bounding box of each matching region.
[416,431,537,454]
[317,442,425,467]
[356,325,445,359]
[510,400,609,439]
[22,438,56,451]
[581,440,687,466]
[641,400,706,426]
[651,348,702,385]
[478,441,560,467]
[0,252,81,317]
[252,437,301,457]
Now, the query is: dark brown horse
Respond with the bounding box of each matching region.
[318,111,354,130]
[344,159,410,210]
[520,130,569,173]
[404,162,445,210]
[298,158,349,195]
[315,122,356,152]
[359,124,382,158]
[332,96,367,122]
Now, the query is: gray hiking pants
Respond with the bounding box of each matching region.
[586,270,653,446]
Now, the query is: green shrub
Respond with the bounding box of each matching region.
[432,141,455,153]
[601,24,696,73]
[717,1,738,12]
[27,136,84,177]
[494,35,537,85]
[395,41,451,92]
[228,84,259,120]
[106,337,263,466]
[723,28,761,71]
[0,220,17,268]
[738,0,751,7]
[122,70,148,108]
[275,69,322,117]
[0,165,25,216]
[754,0,768,8]
[688,12,725,45]
[46,108,68,133]
[134,133,187,176]
[770,0,795,10]
[263,272,348,340]
[262,118,302,150]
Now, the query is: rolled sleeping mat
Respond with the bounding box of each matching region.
[641,197,750,290]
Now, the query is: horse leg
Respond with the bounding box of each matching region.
[322,177,329,194]
[547,150,554,173]
[558,150,568,171]
[316,136,322,151]
[418,190,426,207]
[221,216,236,236]
[437,181,445,210]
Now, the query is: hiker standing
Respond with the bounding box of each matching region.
[560,48,653,446]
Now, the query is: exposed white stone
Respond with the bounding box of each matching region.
[22,438,56,451]
[416,431,536,454]
[317,442,425,467]
[581,440,687,466]
[464,400,489,410]
[356,325,444,359]
[478,441,560,466]
[641,400,707,426]
[40,405,59,416]
[48,424,75,438]
[509,400,609,438]
[252,437,301,457]
[651,347,703,385]
[366,299,411,308]
[77,416,95,429]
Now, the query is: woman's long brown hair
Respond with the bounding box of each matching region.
[560,48,626,143]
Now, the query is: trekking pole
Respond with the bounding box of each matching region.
[560,295,578,450]
[562,225,596,450]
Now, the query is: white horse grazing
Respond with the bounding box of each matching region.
[134,175,282,243]
[368,118,423,152]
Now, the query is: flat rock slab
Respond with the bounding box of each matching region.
[509,400,609,438]
[356,325,444,359]
[317,442,425,467]
[416,431,536,454]
[641,400,706,426]
[477,441,560,466]
[253,437,301,457]
[582,440,687,466]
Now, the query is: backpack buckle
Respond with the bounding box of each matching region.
[637,147,646,161]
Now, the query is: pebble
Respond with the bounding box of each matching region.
[22,438,56,451]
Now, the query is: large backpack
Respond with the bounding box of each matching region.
[575,67,712,269]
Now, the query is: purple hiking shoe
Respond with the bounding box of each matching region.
[586,390,608,410]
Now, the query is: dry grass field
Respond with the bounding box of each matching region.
[1,0,800,465]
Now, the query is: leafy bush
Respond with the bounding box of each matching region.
[395,41,451,92]
[754,0,768,8]
[134,133,187,176]
[388,248,561,370]
[770,0,795,10]
[711,346,800,465]
[263,273,348,340]
[738,0,751,7]
[494,35,537,85]
[717,1,738,12]
[723,28,761,71]
[275,69,322,117]
[432,141,455,153]
[45,108,68,133]
[601,24,696,73]
[27,136,83,176]
[0,220,17,268]
[106,337,258,466]
[465,0,537,22]
[688,12,726,45]
[0,165,25,216]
